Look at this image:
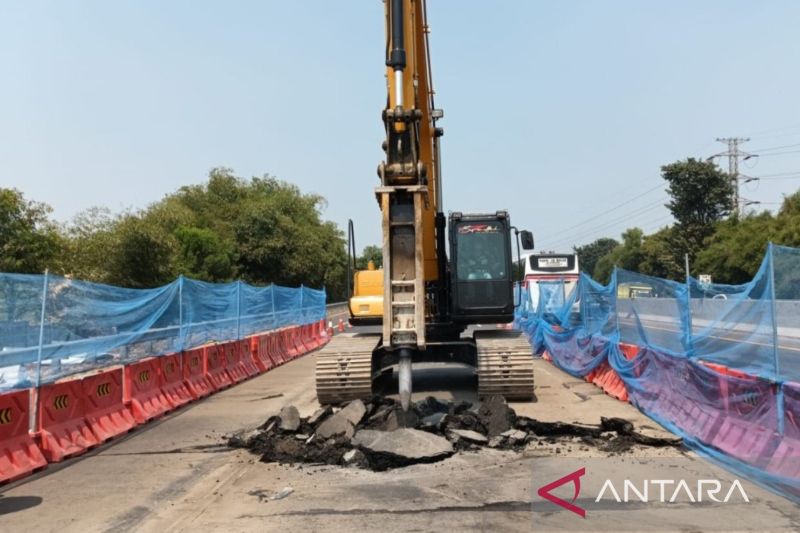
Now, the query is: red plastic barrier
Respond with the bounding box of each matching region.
[82,369,136,442]
[313,320,328,346]
[319,319,331,346]
[315,320,327,345]
[294,326,310,355]
[182,347,214,399]
[251,335,273,373]
[710,418,779,468]
[0,389,47,483]
[265,333,280,367]
[295,326,312,355]
[701,361,753,380]
[272,330,289,365]
[262,334,278,370]
[294,326,309,356]
[206,344,232,390]
[657,391,725,445]
[618,343,640,360]
[222,341,248,384]
[587,361,629,402]
[303,324,320,350]
[125,359,172,424]
[284,328,301,359]
[298,325,312,351]
[300,325,314,352]
[38,379,98,462]
[784,382,800,441]
[766,437,800,479]
[238,339,261,377]
[160,353,193,409]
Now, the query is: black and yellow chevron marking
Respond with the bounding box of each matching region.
[138,370,150,383]
[96,383,111,397]
[53,394,69,410]
[190,356,199,367]
[0,407,11,425]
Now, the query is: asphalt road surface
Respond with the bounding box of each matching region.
[1,327,798,532]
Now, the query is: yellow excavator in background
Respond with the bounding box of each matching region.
[317,0,535,410]
[346,219,384,325]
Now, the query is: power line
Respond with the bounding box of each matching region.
[746,123,800,139]
[751,171,800,178]
[552,198,667,245]
[747,142,800,153]
[750,175,800,181]
[751,150,800,158]
[547,198,668,249]
[545,182,664,236]
[556,212,675,251]
[639,214,675,233]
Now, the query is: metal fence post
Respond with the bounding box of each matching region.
[178,275,185,352]
[236,280,242,340]
[685,253,694,357]
[299,284,305,325]
[270,283,276,328]
[612,268,620,342]
[768,243,784,435]
[31,270,49,432]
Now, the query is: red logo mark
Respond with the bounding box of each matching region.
[458,224,498,234]
[537,467,586,518]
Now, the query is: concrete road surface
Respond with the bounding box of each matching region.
[1,331,798,532]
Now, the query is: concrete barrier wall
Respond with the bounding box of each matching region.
[617,298,800,338]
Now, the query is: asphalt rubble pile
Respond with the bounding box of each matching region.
[227,395,683,471]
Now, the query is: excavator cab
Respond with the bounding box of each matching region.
[449,211,515,324]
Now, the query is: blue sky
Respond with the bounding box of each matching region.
[2,1,800,252]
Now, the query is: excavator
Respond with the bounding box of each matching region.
[316,0,535,410]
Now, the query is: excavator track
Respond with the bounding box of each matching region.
[475,329,535,401]
[315,333,380,405]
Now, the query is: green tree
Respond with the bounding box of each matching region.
[573,238,618,279]
[639,227,685,280]
[22,168,347,296]
[356,245,383,270]
[174,226,234,281]
[105,215,179,288]
[62,207,117,282]
[772,191,800,246]
[694,213,774,284]
[0,188,62,273]
[661,158,733,265]
[593,228,645,283]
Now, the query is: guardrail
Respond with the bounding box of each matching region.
[326,302,350,323]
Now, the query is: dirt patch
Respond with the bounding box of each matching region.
[227,395,682,471]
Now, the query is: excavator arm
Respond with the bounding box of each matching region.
[378,0,442,353]
[316,1,535,411]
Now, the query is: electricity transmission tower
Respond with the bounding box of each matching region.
[708,137,757,216]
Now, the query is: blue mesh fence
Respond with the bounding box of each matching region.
[0,274,326,391]
[516,243,800,502]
